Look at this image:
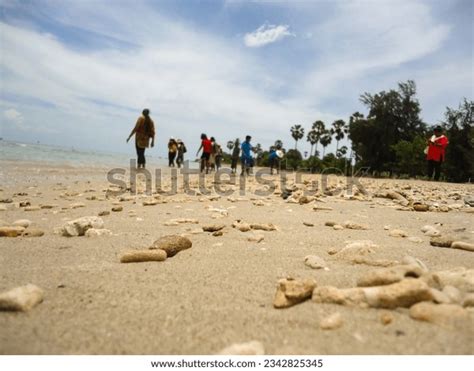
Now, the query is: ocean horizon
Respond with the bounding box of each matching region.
[0,139,179,168]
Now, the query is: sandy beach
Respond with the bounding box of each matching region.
[0,160,473,355]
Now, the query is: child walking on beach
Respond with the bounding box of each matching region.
[215,144,223,171]
[176,139,187,168]
[168,138,178,167]
[231,138,240,174]
[126,109,155,169]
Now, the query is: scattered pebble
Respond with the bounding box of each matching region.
[451,241,474,252]
[335,240,378,259]
[389,229,408,238]
[22,229,45,237]
[409,302,469,328]
[401,256,428,272]
[59,216,104,237]
[273,278,317,309]
[463,195,474,207]
[351,257,398,267]
[250,223,277,231]
[0,284,44,312]
[248,235,264,243]
[150,235,192,257]
[12,219,31,228]
[304,255,328,270]
[380,312,394,325]
[343,221,369,230]
[85,228,112,237]
[313,279,433,309]
[421,225,441,237]
[430,236,454,248]
[356,264,423,287]
[430,287,453,303]
[120,249,167,263]
[202,224,225,232]
[217,341,265,355]
[232,221,251,232]
[313,206,333,211]
[0,226,25,237]
[442,285,462,304]
[407,236,423,243]
[24,206,41,212]
[462,293,474,308]
[320,312,343,330]
[432,268,474,292]
[70,202,85,209]
[413,204,429,212]
[40,204,55,209]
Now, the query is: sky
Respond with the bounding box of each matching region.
[0,0,472,158]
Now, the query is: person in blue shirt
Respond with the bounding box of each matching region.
[240,135,253,176]
[268,146,279,175]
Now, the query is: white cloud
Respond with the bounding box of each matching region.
[283,0,455,127]
[0,11,323,153]
[244,24,293,48]
[0,0,470,157]
[4,108,23,124]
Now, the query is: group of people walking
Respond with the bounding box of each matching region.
[196,134,224,173]
[127,109,449,181]
[167,137,187,168]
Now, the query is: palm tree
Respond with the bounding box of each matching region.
[337,145,349,175]
[306,129,318,157]
[253,143,263,165]
[336,145,348,158]
[227,140,234,152]
[331,119,347,152]
[253,143,262,155]
[349,111,364,124]
[320,130,332,158]
[274,139,283,149]
[312,120,325,158]
[290,124,304,150]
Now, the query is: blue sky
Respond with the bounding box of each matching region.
[0,0,472,158]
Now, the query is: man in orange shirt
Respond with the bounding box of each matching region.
[127,109,155,169]
[426,125,448,181]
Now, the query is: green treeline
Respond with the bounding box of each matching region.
[225,81,473,183]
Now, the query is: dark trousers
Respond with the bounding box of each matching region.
[176,154,184,168]
[136,145,146,166]
[427,160,442,181]
[270,158,280,174]
[231,157,238,171]
[169,152,177,167]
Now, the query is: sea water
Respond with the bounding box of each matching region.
[0,140,170,168]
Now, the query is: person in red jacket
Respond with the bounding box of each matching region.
[426,125,449,181]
